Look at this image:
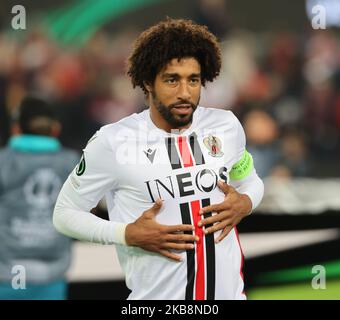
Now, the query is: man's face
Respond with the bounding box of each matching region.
[148,57,201,129]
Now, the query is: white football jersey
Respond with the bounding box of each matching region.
[67,106,255,300]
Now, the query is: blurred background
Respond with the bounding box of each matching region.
[0,0,340,299]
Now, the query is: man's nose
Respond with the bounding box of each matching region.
[177,81,191,101]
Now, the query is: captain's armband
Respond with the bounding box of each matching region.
[229,150,253,180]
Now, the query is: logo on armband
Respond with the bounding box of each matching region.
[229,150,253,180]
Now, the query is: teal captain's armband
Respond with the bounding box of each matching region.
[229,150,253,180]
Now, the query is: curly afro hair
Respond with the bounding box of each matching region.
[127,17,222,94]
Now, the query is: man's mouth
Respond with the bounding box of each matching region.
[172,105,193,115]
[174,104,192,108]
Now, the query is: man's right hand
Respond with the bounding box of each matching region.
[125,199,198,261]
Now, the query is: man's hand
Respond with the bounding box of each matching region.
[125,199,198,261]
[198,181,252,243]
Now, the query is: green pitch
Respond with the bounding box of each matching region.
[248,279,340,300]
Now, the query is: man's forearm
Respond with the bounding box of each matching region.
[229,169,264,211]
[53,180,197,262]
[53,179,127,245]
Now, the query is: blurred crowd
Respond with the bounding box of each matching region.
[0,7,340,180]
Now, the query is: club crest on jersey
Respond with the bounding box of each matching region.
[203,135,224,157]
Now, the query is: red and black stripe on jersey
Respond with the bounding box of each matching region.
[180,198,215,300]
[165,133,215,300]
[165,132,205,169]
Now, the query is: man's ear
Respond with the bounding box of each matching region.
[143,81,152,94]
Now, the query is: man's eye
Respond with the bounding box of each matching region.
[190,78,200,83]
[165,79,176,84]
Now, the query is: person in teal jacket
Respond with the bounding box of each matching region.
[0,96,79,300]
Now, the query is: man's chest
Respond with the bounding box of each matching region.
[112,130,238,203]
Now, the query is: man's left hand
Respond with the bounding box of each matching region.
[198,180,252,243]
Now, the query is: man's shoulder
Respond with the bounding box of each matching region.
[98,110,146,136]
[197,106,239,127]
[87,110,147,151]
